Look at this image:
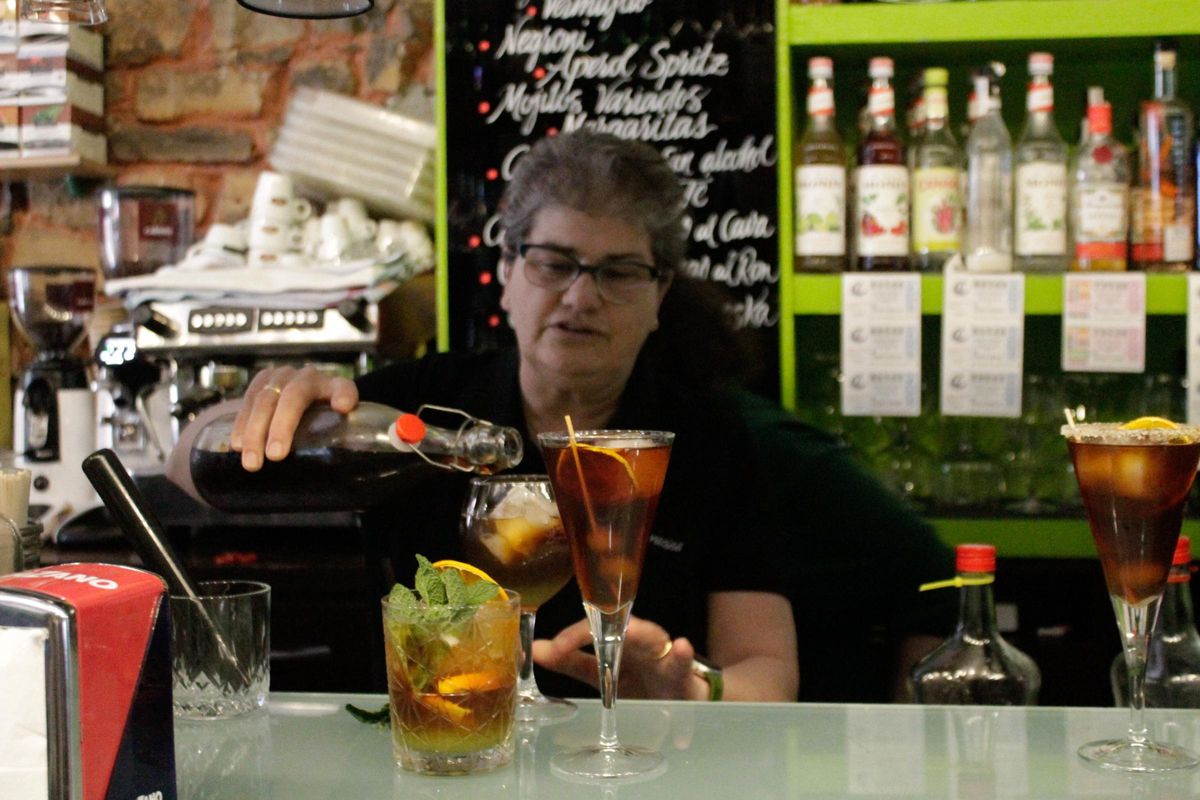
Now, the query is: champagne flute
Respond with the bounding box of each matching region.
[460,475,576,722]
[1064,419,1200,771]
[538,429,674,780]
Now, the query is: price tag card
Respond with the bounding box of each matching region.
[1061,273,1146,373]
[1187,275,1200,424]
[841,274,921,417]
[940,273,1025,418]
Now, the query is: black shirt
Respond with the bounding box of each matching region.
[357,349,954,700]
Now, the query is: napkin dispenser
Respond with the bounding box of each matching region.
[0,563,176,800]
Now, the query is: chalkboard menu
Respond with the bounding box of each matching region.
[444,0,778,390]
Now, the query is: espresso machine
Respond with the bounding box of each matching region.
[8,266,100,531]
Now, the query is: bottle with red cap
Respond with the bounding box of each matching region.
[1112,536,1200,708]
[187,402,523,513]
[1069,86,1130,272]
[910,543,1041,705]
[794,56,847,273]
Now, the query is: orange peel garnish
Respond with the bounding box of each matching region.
[430,559,509,601]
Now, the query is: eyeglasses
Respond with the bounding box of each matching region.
[517,243,665,305]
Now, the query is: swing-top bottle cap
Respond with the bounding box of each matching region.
[1175,536,1192,567]
[395,413,427,444]
[956,543,996,574]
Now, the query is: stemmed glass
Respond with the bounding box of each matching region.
[538,429,674,780]
[460,475,577,722]
[1064,420,1200,771]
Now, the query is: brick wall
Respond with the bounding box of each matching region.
[5,0,435,271]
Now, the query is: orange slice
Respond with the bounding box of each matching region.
[419,693,471,723]
[430,559,509,601]
[1122,416,1179,430]
[555,443,639,503]
[436,671,506,694]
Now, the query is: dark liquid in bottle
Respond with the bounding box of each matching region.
[856,131,908,272]
[190,447,435,513]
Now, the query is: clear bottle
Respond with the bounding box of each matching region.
[911,544,1041,705]
[964,74,1013,273]
[188,403,524,513]
[1112,536,1200,708]
[1014,53,1069,272]
[1070,87,1130,271]
[905,72,926,176]
[911,67,964,272]
[795,56,847,272]
[1131,42,1196,272]
[853,57,909,272]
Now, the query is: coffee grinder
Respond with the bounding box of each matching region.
[9,266,100,531]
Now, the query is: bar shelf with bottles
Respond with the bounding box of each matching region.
[774,1,1200,556]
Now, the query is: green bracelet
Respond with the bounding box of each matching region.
[692,656,724,701]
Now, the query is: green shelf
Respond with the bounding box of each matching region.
[788,0,1200,47]
[791,273,1190,316]
[935,517,1200,560]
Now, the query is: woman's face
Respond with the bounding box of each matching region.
[501,205,670,387]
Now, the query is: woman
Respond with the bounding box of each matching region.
[215,130,800,701]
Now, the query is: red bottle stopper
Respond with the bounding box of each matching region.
[956,543,996,574]
[394,413,426,444]
[1174,536,1192,567]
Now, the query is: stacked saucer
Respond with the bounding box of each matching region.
[271,88,436,223]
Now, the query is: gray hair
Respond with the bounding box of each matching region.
[498,130,687,275]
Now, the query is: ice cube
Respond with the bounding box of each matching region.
[491,485,558,527]
[1112,449,1159,500]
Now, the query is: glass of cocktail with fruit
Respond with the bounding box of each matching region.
[461,474,576,722]
[538,427,673,780]
[1064,415,1200,772]
[382,556,522,775]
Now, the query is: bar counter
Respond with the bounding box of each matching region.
[176,693,1200,799]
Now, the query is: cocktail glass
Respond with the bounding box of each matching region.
[1064,421,1200,772]
[538,429,674,780]
[382,590,521,775]
[461,474,577,722]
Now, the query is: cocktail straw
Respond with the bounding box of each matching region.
[564,415,599,535]
[1063,407,1077,430]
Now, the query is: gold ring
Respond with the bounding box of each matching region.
[652,639,673,661]
[264,384,283,396]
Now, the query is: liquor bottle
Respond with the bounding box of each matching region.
[910,544,1041,705]
[853,57,909,272]
[911,67,963,272]
[188,403,523,513]
[1070,87,1130,271]
[1131,43,1196,272]
[1112,536,1200,708]
[905,72,925,175]
[795,56,847,272]
[964,74,1013,273]
[1014,53,1068,272]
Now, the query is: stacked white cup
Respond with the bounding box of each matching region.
[247,171,312,269]
[309,197,379,263]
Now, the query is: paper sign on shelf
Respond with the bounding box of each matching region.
[940,273,1025,418]
[1061,273,1146,374]
[1187,275,1200,425]
[840,273,922,417]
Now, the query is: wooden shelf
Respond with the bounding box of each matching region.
[0,155,112,180]
[788,0,1200,47]
[792,273,1189,316]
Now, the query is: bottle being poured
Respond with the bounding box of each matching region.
[188,403,523,513]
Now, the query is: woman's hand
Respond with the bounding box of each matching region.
[230,365,359,471]
[531,615,707,701]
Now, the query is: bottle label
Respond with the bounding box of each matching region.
[1132,102,1195,264]
[807,86,834,117]
[868,86,894,117]
[795,164,846,256]
[1015,161,1067,255]
[912,166,962,252]
[853,164,909,256]
[1074,183,1128,252]
[1026,83,1054,113]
